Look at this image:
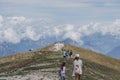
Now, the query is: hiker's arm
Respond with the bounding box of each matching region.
[82,61,84,69]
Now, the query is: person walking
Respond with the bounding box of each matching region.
[69,50,73,58]
[59,62,67,80]
[72,54,83,80]
[66,50,69,60]
[62,49,67,60]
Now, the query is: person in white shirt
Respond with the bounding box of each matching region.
[72,54,83,80]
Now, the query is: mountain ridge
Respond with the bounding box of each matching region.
[0,43,120,80]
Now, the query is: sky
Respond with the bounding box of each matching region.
[0,0,120,44]
[0,0,120,24]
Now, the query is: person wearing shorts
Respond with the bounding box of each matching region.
[59,62,66,80]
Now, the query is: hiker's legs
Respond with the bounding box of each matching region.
[61,77,65,80]
[61,73,66,80]
[75,73,81,80]
[61,77,63,80]
[75,75,77,80]
[63,56,66,60]
[63,77,66,80]
[78,74,81,80]
[75,73,78,80]
[61,76,64,80]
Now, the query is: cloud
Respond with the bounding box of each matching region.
[2,28,20,43]
[0,15,3,23]
[24,26,41,41]
[0,15,120,44]
[1,0,120,8]
[0,15,49,43]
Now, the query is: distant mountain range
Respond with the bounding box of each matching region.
[0,37,57,57]
[82,33,120,53]
[107,46,120,59]
[0,43,15,57]
[0,33,120,59]
[62,38,80,46]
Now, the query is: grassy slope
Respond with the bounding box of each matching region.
[0,44,120,80]
[64,44,120,71]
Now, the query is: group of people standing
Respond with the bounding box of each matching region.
[61,49,73,60]
[59,49,83,80]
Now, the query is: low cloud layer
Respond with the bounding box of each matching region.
[0,15,120,44]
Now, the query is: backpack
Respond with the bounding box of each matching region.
[75,65,80,74]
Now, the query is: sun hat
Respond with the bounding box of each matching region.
[75,54,80,57]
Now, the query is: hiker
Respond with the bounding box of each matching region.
[66,50,69,60]
[29,48,33,51]
[69,50,73,58]
[72,54,83,80]
[62,49,67,60]
[59,62,66,80]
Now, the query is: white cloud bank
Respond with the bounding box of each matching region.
[0,15,120,44]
